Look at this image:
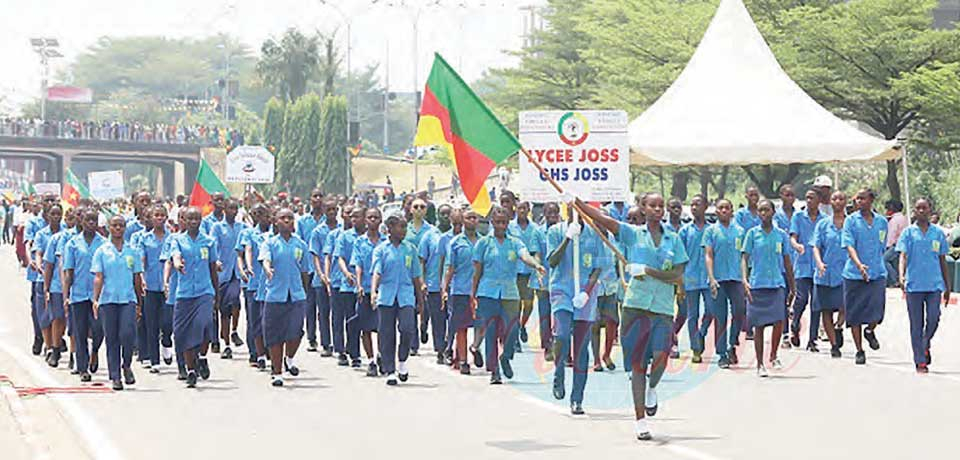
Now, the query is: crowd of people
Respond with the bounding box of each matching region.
[0,117,243,147]
[11,173,954,441]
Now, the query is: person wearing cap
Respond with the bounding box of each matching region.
[812,175,834,217]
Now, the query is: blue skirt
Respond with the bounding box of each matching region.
[40,293,66,328]
[843,279,885,326]
[263,300,305,347]
[217,277,241,309]
[449,295,473,331]
[813,284,843,313]
[353,294,379,332]
[174,294,214,353]
[747,288,786,328]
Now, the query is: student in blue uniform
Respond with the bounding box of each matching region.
[350,207,385,376]
[123,191,151,242]
[260,208,311,387]
[896,198,950,373]
[675,195,711,364]
[735,187,762,232]
[532,203,561,362]
[442,208,481,374]
[419,217,449,363]
[663,197,683,234]
[406,198,436,355]
[811,191,849,358]
[63,208,106,382]
[471,207,546,385]
[437,209,463,363]
[44,207,77,370]
[704,199,746,368]
[605,201,630,223]
[774,185,798,346]
[788,189,824,352]
[238,204,272,370]
[324,204,353,359]
[137,204,172,372]
[297,189,326,352]
[513,201,541,349]
[546,209,601,415]
[309,200,340,355]
[91,215,145,390]
[200,192,226,235]
[211,198,247,359]
[162,210,189,379]
[576,194,687,441]
[36,204,64,366]
[334,205,366,367]
[371,215,425,385]
[741,199,796,377]
[170,207,219,388]
[841,188,888,365]
[25,197,52,356]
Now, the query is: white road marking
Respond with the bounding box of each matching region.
[1,379,51,460]
[0,341,124,460]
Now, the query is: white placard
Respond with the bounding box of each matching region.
[34,182,61,196]
[226,146,275,184]
[518,110,630,203]
[88,170,125,200]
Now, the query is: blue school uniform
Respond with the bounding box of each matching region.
[91,242,144,304]
[896,224,948,293]
[789,211,825,279]
[841,211,888,281]
[297,213,324,281]
[24,214,47,283]
[334,228,362,293]
[138,230,171,293]
[350,233,386,294]
[513,220,540,276]
[735,207,761,232]
[211,220,247,284]
[472,234,527,300]
[123,216,145,242]
[324,228,345,289]
[309,223,338,288]
[703,222,744,282]
[259,234,311,302]
[404,221,436,249]
[445,233,478,297]
[45,228,76,295]
[170,232,219,300]
[372,241,422,307]
[604,202,630,222]
[200,212,223,235]
[418,229,446,293]
[159,238,179,306]
[527,224,550,291]
[742,226,790,289]
[679,222,709,291]
[63,233,107,302]
[546,223,601,319]
[811,218,846,288]
[617,224,688,317]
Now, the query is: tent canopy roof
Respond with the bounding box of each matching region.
[628,0,899,166]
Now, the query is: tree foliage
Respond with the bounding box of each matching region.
[257,28,321,102]
[317,95,349,194]
[277,93,322,197]
[263,97,286,154]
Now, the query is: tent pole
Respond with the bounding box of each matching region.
[901,143,911,221]
[833,161,839,191]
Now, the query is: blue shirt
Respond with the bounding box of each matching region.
[512,220,540,276]
[896,224,948,293]
[350,233,386,293]
[775,207,798,265]
[546,223,600,320]
[445,233,479,296]
[124,216,146,242]
[91,242,144,304]
[137,230,171,292]
[679,222,709,290]
[617,224,688,316]
[841,211,888,281]
[472,234,527,300]
[323,228,345,289]
[418,229,446,293]
[604,202,630,222]
[24,215,47,282]
[211,219,247,284]
[742,226,790,289]
[259,234,310,303]
[238,227,271,302]
[308,223,339,288]
[296,213,325,274]
[160,237,179,306]
[372,241,422,307]
[62,232,106,302]
[404,221,436,249]
[44,227,76,294]
[33,226,59,284]
[789,211,825,279]
[703,222,745,282]
[201,212,223,235]
[811,218,847,287]
[334,228,363,293]
[735,207,761,232]
[528,224,551,290]
[170,232,219,299]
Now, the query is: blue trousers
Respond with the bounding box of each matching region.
[100,303,136,381]
[883,247,899,287]
[71,301,104,373]
[161,306,173,349]
[303,286,318,343]
[30,281,43,339]
[906,291,941,366]
[477,297,520,373]
[142,291,165,366]
[790,278,820,345]
[553,310,592,404]
[315,287,332,348]
[711,281,746,356]
[377,303,415,374]
[343,293,361,360]
[426,292,447,352]
[536,290,552,350]
[243,289,261,359]
[332,290,354,354]
[675,288,712,353]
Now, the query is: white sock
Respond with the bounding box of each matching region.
[285,356,295,367]
[398,360,407,374]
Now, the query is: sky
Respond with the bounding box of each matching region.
[0,0,546,114]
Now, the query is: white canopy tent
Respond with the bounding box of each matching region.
[628,0,900,167]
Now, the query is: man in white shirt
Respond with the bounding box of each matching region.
[883,199,909,287]
[812,175,833,217]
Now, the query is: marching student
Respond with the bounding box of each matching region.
[309,200,340,356]
[334,205,366,367]
[211,198,248,359]
[170,207,219,388]
[137,204,173,372]
[297,189,326,352]
[63,208,106,382]
[576,194,687,441]
[260,208,311,387]
[735,187,762,232]
[774,185,798,347]
[324,204,353,359]
[513,201,541,350]
[405,198,435,355]
[44,207,78,371]
[532,203,561,362]
[238,204,273,370]
[896,198,950,373]
[591,208,621,372]
[36,204,64,367]
[419,213,449,363]
[741,200,796,377]
[371,215,425,385]
[704,199,746,368]
[350,207,386,376]
[437,209,464,363]
[663,197,683,233]
[471,207,545,384]
[162,210,188,379]
[546,208,601,415]
[676,195,711,364]
[788,189,824,352]
[442,208,481,374]
[605,201,629,223]
[25,196,52,357]
[811,191,849,357]
[841,188,888,365]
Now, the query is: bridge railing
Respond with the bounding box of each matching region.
[0,119,226,147]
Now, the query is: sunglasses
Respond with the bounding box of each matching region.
[412,204,426,210]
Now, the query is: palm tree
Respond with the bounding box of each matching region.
[256,28,320,102]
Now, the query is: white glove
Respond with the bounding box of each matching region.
[573,291,589,309]
[626,263,647,277]
[565,221,581,240]
[558,191,576,204]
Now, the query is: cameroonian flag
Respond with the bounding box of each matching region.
[188,158,229,216]
[414,53,521,215]
[62,168,90,209]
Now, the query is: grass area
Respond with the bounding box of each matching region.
[352,156,453,194]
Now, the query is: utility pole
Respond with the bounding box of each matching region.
[30,38,61,122]
[384,42,390,156]
[412,9,420,192]
[319,0,353,195]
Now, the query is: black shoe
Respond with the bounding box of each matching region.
[186,371,197,388]
[80,372,92,383]
[90,355,99,374]
[409,349,419,357]
[520,326,528,343]
[593,363,604,372]
[855,350,866,365]
[864,328,880,350]
[367,362,378,377]
[806,342,819,353]
[337,353,349,366]
[271,375,284,387]
[149,367,160,374]
[470,346,484,368]
[351,359,362,368]
[691,352,703,364]
[459,363,471,375]
[32,336,43,355]
[123,368,136,385]
[211,342,220,354]
[398,371,409,382]
[729,347,739,365]
[500,356,513,379]
[112,380,124,391]
[177,367,188,381]
[436,354,445,365]
[835,328,844,348]
[198,358,211,380]
[718,355,731,369]
[830,346,841,358]
[320,347,333,357]
[420,327,429,345]
[490,373,502,385]
[48,348,61,367]
[59,342,67,353]
[790,333,801,348]
[571,401,584,415]
[68,352,75,372]
[284,358,300,376]
[515,339,523,353]
[925,348,931,365]
[745,330,754,341]
[307,341,318,352]
[257,358,267,371]
[552,378,565,400]
[230,331,244,347]
[377,356,383,375]
[221,347,233,360]
[444,350,455,365]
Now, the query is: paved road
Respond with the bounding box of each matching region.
[1,245,957,460]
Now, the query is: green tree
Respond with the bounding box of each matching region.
[317,95,350,194]
[263,97,286,154]
[257,28,321,102]
[277,93,322,197]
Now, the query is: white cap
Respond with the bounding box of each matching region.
[813,175,833,188]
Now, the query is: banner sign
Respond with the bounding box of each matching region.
[47,86,93,103]
[225,145,275,184]
[34,182,61,196]
[518,110,630,203]
[88,170,125,200]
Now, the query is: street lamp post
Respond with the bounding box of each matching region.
[30,38,62,122]
[320,0,354,196]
